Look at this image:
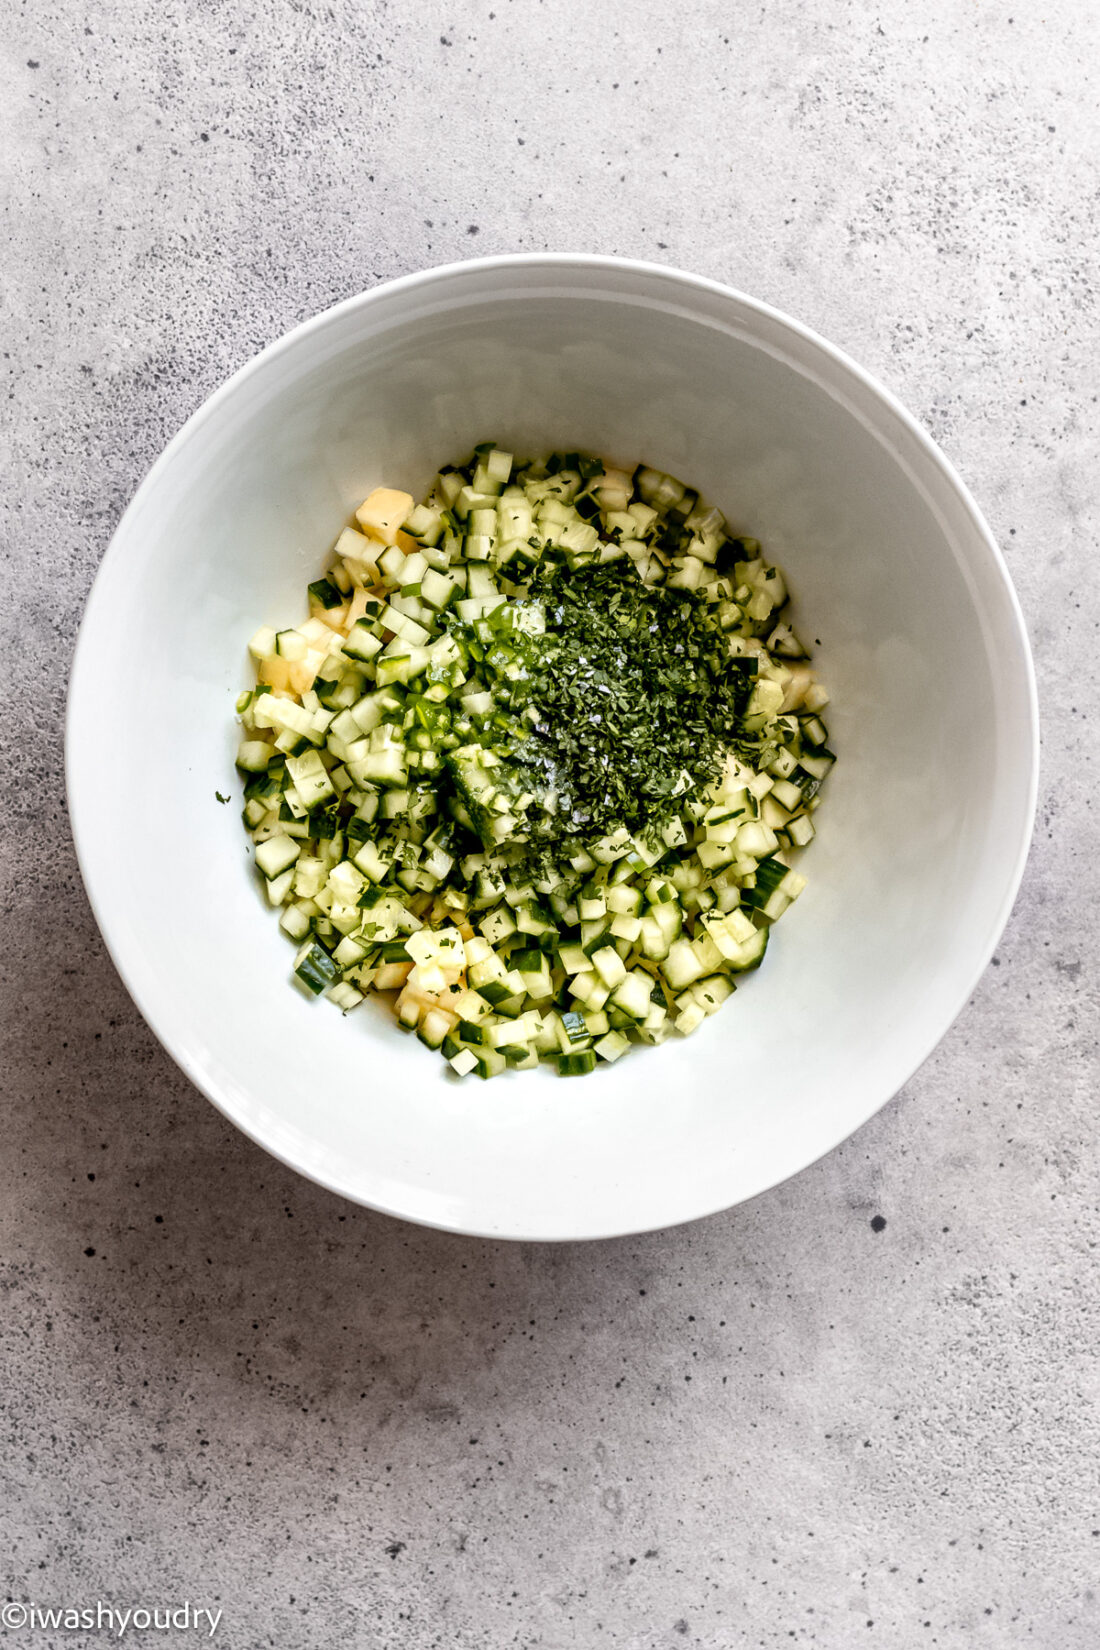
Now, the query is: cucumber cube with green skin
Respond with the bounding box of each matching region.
[769,777,803,811]
[639,1001,671,1043]
[333,934,371,969]
[696,840,735,871]
[308,578,344,609]
[692,931,726,973]
[779,868,807,900]
[569,971,610,1012]
[560,1010,590,1046]
[594,1029,631,1063]
[659,815,689,849]
[474,977,514,1006]
[483,448,513,486]
[351,839,392,883]
[699,909,754,961]
[608,969,653,1022]
[523,970,555,1003]
[255,834,301,879]
[275,629,308,660]
[736,820,779,859]
[265,867,296,906]
[532,1012,561,1055]
[662,938,706,991]
[417,1009,454,1050]
[237,739,276,772]
[293,942,338,996]
[492,993,527,1019]
[727,928,769,973]
[579,917,613,955]
[739,855,789,911]
[486,1012,541,1048]
[693,976,735,1015]
[248,625,279,661]
[328,982,364,1011]
[343,621,383,663]
[403,503,445,546]
[445,750,500,844]
[610,912,643,943]
[419,569,458,611]
[280,904,312,941]
[515,900,557,938]
[675,1001,707,1035]
[466,948,507,992]
[293,855,327,898]
[500,1044,538,1067]
[651,900,683,942]
[591,946,627,989]
[285,750,335,811]
[358,745,408,787]
[635,916,668,961]
[606,883,643,917]
[327,859,366,907]
[452,989,491,1023]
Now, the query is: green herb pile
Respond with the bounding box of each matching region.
[464,560,758,857]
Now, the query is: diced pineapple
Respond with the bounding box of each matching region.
[288,654,322,695]
[356,487,414,546]
[314,603,349,634]
[257,655,294,693]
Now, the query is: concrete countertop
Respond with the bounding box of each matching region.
[3,1,1097,1645]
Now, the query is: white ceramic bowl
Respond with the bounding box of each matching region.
[67,256,1038,1240]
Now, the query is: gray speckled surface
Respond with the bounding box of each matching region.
[3,1,1099,1645]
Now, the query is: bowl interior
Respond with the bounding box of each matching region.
[68,261,1036,1238]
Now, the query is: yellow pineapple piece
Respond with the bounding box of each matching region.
[257,655,294,692]
[355,487,413,545]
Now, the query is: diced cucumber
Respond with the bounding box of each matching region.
[255,834,301,879]
[727,926,769,973]
[237,443,831,1077]
[558,1050,598,1076]
[237,739,276,772]
[293,941,338,995]
[591,946,627,989]
[608,969,653,1022]
[343,621,383,663]
[594,1030,630,1063]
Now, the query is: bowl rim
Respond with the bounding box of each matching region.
[66,252,1040,1239]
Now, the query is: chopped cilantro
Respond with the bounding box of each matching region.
[450,560,759,864]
